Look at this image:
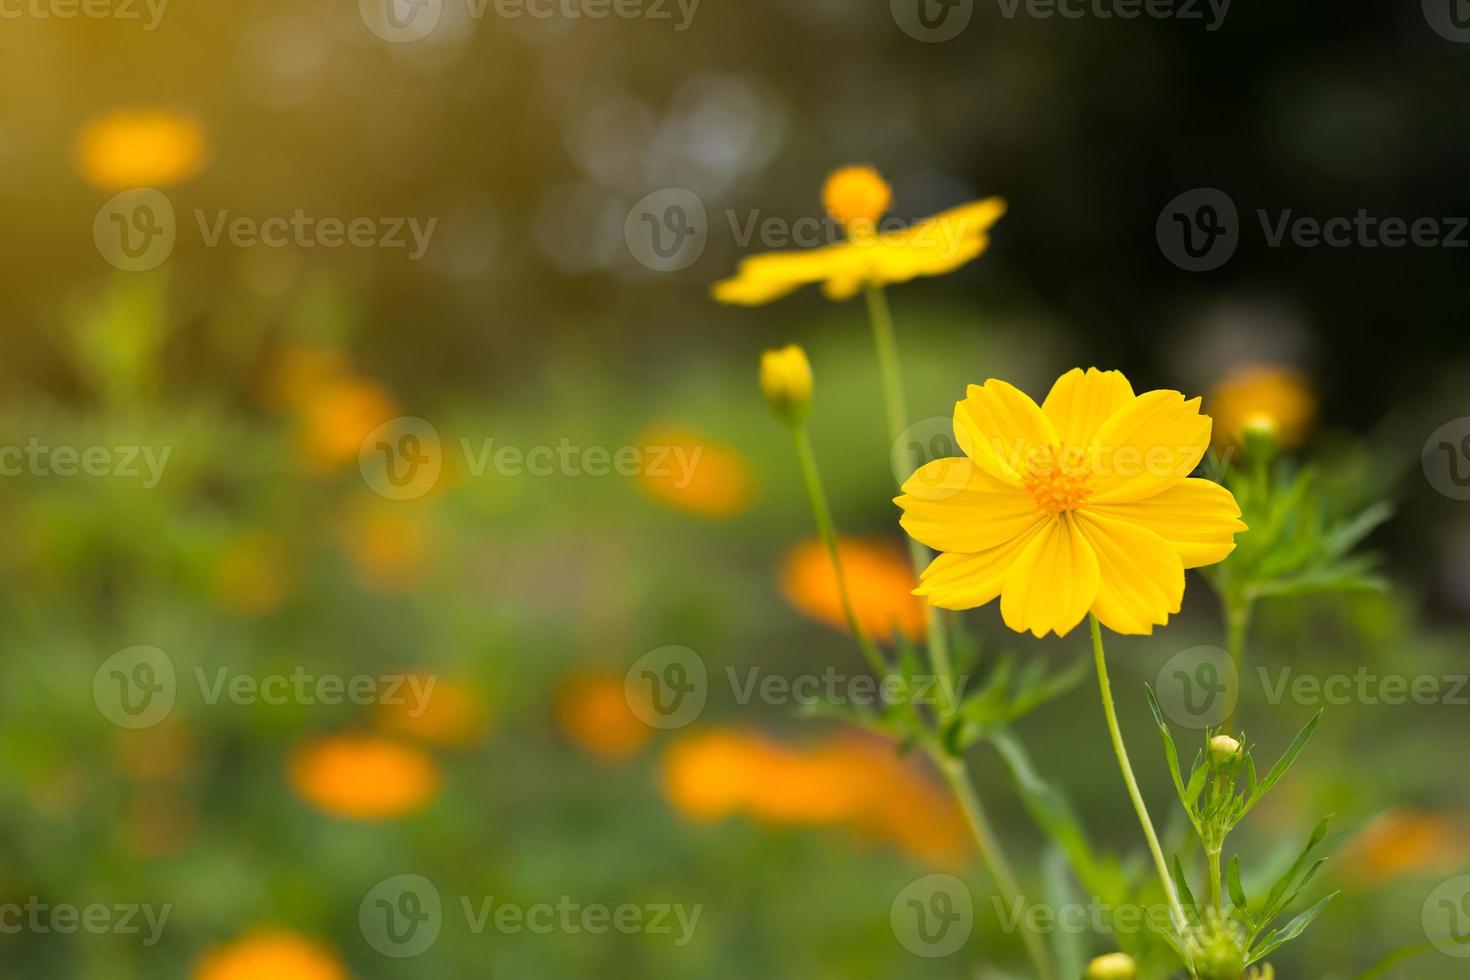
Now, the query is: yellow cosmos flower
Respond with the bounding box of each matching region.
[554,670,652,761]
[758,344,813,425]
[897,367,1246,637]
[195,931,347,980]
[338,501,429,594]
[74,109,207,190]
[1339,808,1469,888]
[376,676,490,748]
[1207,363,1317,449]
[712,165,1006,306]
[779,537,926,643]
[288,735,439,820]
[636,426,756,518]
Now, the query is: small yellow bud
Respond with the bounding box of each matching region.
[760,345,813,426]
[1210,734,1242,764]
[1084,952,1136,980]
[822,165,892,234]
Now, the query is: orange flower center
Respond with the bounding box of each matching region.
[1021,448,1094,513]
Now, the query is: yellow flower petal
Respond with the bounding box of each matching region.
[1041,367,1136,448]
[897,457,1041,553]
[1087,390,1211,503]
[915,519,1050,610]
[1084,477,1246,569]
[711,245,861,305]
[897,197,1007,248]
[954,379,1059,485]
[1074,511,1184,635]
[999,516,1099,638]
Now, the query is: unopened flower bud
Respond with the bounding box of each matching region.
[760,345,813,426]
[1210,734,1242,765]
[1084,952,1136,980]
[1243,412,1279,463]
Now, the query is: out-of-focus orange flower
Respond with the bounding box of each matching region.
[1339,808,1470,888]
[194,930,347,980]
[1207,364,1317,449]
[288,735,438,820]
[636,426,755,518]
[338,501,429,594]
[297,377,398,474]
[264,345,352,414]
[74,109,207,189]
[660,728,969,866]
[779,537,925,643]
[377,675,490,748]
[554,670,653,761]
[210,533,291,616]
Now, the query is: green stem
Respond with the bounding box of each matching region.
[1206,845,1223,910]
[863,282,954,711]
[1221,593,1252,736]
[1090,614,1188,933]
[933,750,1058,980]
[790,425,889,678]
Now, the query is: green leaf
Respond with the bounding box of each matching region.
[1243,710,1323,816]
[1226,855,1252,927]
[1145,686,1190,817]
[1171,854,1201,927]
[1247,892,1337,964]
[1257,817,1331,930]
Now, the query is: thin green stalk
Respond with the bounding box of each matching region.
[790,425,888,678]
[1221,593,1252,736]
[863,282,954,709]
[1206,846,1223,910]
[1089,614,1188,933]
[933,750,1058,980]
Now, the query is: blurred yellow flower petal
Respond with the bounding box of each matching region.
[898,368,1245,637]
[289,735,438,820]
[377,675,490,748]
[75,109,207,190]
[297,377,398,475]
[1208,364,1318,449]
[195,931,347,980]
[779,537,926,643]
[712,166,1005,306]
[1339,808,1470,888]
[338,501,429,594]
[554,670,652,761]
[636,426,755,518]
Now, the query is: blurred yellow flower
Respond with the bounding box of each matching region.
[288,735,438,820]
[195,931,346,980]
[660,728,968,865]
[338,501,428,594]
[758,344,813,425]
[298,377,398,474]
[74,109,207,190]
[554,670,652,761]
[1339,808,1469,888]
[1207,364,1318,449]
[210,532,291,616]
[712,166,1005,305]
[265,345,352,414]
[897,368,1246,637]
[636,426,755,518]
[779,537,926,643]
[377,675,490,748]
